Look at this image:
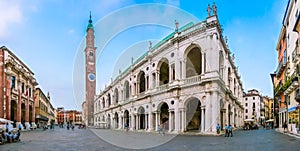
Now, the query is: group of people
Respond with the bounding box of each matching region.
[216,124,233,137]
[157,122,167,135]
[0,124,21,145]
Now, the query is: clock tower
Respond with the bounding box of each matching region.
[85,13,96,126]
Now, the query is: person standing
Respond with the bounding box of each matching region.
[216,123,221,134]
[225,124,229,137]
[162,122,166,136]
[157,125,161,135]
[228,125,233,137]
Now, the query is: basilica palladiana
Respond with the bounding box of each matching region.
[92,6,244,134]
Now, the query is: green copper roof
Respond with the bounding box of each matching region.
[113,22,195,81]
[87,23,93,29]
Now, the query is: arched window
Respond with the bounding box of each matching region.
[186,47,201,78]
[158,58,169,86]
[138,71,146,93]
[124,81,130,99]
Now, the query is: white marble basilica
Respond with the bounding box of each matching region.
[94,6,244,134]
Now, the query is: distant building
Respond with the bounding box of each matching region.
[243,89,264,124]
[57,108,82,125]
[0,46,38,129]
[263,96,274,120]
[34,88,55,127]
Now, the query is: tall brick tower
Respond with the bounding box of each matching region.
[85,13,96,126]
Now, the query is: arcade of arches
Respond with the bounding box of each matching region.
[94,15,244,134]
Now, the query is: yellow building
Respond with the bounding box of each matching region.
[263,96,274,120]
[34,88,55,127]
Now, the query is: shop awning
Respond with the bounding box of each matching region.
[288,106,297,112]
[244,119,255,122]
[266,119,274,122]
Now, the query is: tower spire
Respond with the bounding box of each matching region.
[87,11,93,30]
[89,11,92,23]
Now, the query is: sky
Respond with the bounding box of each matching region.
[0,0,287,110]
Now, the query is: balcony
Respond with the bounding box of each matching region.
[284,73,298,95]
[292,46,300,63]
[275,60,286,77]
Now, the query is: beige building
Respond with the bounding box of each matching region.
[34,88,56,127]
[94,6,244,134]
[243,89,264,124]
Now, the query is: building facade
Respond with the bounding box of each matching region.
[243,89,264,124]
[94,6,244,134]
[34,88,55,127]
[57,108,82,125]
[273,0,299,130]
[263,96,274,121]
[0,46,38,129]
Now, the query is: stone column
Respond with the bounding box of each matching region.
[211,91,219,132]
[145,114,148,130]
[205,93,211,132]
[182,59,186,79]
[145,75,148,91]
[118,116,122,129]
[5,75,11,120]
[31,103,35,125]
[201,107,205,132]
[169,65,172,82]
[201,53,205,74]
[123,116,125,129]
[148,112,153,131]
[174,109,179,132]
[156,72,160,87]
[17,85,22,126]
[181,109,186,132]
[136,114,139,130]
[131,114,135,130]
[25,93,30,129]
[168,110,172,132]
[155,112,158,131]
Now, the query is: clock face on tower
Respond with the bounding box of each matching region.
[88,73,95,81]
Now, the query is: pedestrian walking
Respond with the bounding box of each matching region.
[225,124,228,137]
[157,125,161,135]
[216,123,221,134]
[283,121,288,132]
[162,122,166,136]
[228,125,233,137]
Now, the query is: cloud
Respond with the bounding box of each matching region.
[0,0,22,38]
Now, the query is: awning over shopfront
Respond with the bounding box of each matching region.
[288,106,298,112]
[266,119,274,122]
[36,115,49,121]
[244,119,255,122]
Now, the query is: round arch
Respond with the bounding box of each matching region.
[10,100,17,123]
[184,44,202,78]
[124,80,130,100]
[185,97,202,131]
[137,71,146,93]
[114,88,119,104]
[157,58,169,86]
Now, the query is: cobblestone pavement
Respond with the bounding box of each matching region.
[0,127,299,151]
